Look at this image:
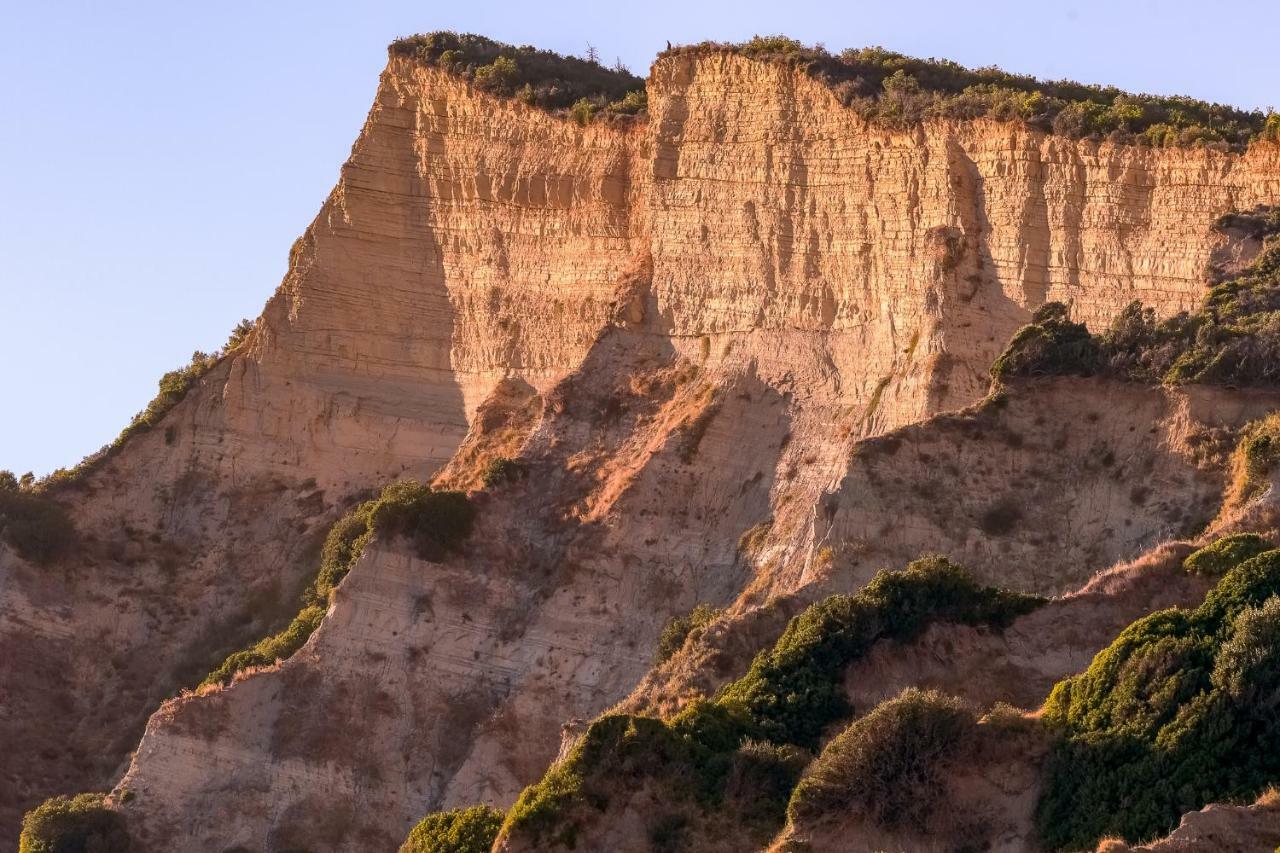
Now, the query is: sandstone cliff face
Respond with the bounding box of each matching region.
[4,46,1280,849]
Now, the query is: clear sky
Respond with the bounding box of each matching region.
[3,0,1278,476]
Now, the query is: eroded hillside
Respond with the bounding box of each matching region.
[6,32,1280,853]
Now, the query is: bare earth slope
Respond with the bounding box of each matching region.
[4,44,1280,849]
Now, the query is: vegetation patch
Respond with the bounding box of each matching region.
[1037,541,1280,849]
[20,793,129,853]
[1183,533,1273,576]
[480,456,526,488]
[498,557,1043,848]
[665,36,1276,149]
[38,319,255,489]
[201,480,473,687]
[390,32,644,122]
[655,603,723,663]
[787,688,973,828]
[993,208,1280,387]
[0,473,76,564]
[400,805,503,853]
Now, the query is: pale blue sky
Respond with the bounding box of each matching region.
[3,0,1278,475]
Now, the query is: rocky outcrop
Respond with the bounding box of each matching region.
[4,43,1280,849]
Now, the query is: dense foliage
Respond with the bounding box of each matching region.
[786,688,973,827]
[19,793,128,853]
[655,603,723,663]
[201,480,472,687]
[666,36,1274,149]
[400,805,503,853]
[1183,533,1273,576]
[993,208,1280,386]
[390,32,645,122]
[0,473,75,564]
[480,456,526,489]
[497,557,1042,847]
[1037,543,1280,849]
[718,555,1043,748]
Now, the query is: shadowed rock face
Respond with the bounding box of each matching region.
[3,44,1280,850]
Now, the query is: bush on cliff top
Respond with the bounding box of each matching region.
[992,207,1280,387]
[201,480,473,687]
[663,36,1271,149]
[1037,542,1280,849]
[493,556,1043,849]
[0,474,75,564]
[20,793,129,853]
[390,31,644,120]
[400,805,503,853]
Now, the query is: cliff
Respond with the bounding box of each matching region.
[4,40,1280,851]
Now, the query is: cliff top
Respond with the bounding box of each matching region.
[390,31,646,123]
[664,36,1276,149]
[392,31,1279,148]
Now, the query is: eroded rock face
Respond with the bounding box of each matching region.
[4,47,1280,848]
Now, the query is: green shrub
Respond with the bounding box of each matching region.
[225,318,255,350]
[201,481,473,686]
[1184,534,1273,576]
[719,555,1043,748]
[990,302,1100,381]
[655,603,723,663]
[500,557,1042,848]
[1036,542,1280,849]
[390,32,644,121]
[20,793,129,853]
[480,457,525,489]
[988,208,1280,389]
[401,805,503,853]
[787,688,973,828]
[1234,414,1280,501]
[661,38,1268,148]
[0,485,76,564]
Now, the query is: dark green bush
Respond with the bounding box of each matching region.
[655,603,723,663]
[201,480,473,686]
[1036,542,1280,849]
[20,793,129,853]
[719,555,1043,748]
[480,457,525,489]
[990,302,1101,381]
[401,805,503,853]
[390,32,643,121]
[500,557,1042,848]
[991,208,1280,389]
[663,37,1268,149]
[0,481,76,564]
[1183,533,1273,576]
[787,688,973,827]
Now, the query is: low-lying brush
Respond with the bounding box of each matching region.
[0,475,75,564]
[993,207,1280,387]
[20,793,129,853]
[787,688,973,828]
[201,480,472,687]
[655,603,723,663]
[1037,540,1280,849]
[390,32,644,122]
[496,556,1042,848]
[400,805,503,853]
[38,319,255,489]
[1183,533,1273,576]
